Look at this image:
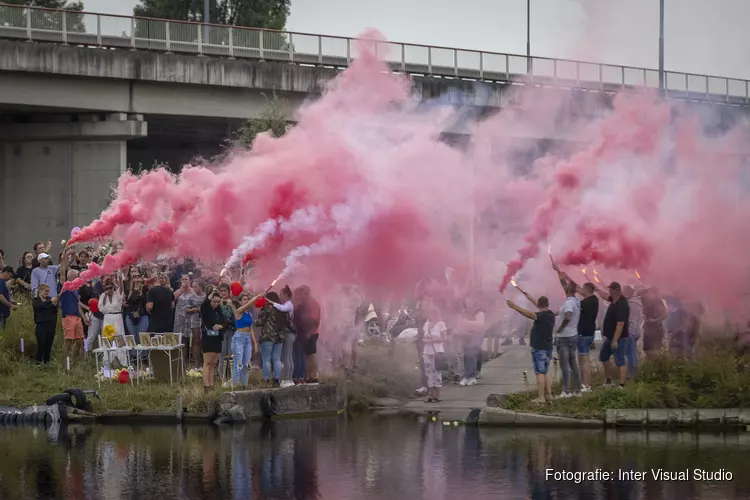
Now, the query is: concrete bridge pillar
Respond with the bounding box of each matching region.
[0,113,147,260]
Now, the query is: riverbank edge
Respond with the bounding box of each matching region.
[371,399,750,431]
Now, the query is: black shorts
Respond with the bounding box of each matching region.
[304,333,319,355]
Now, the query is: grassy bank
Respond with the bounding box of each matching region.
[503,339,750,420]
[0,315,419,414]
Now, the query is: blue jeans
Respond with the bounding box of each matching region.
[599,337,629,367]
[293,337,306,379]
[577,335,594,355]
[260,341,282,381]
[232,332,254,385]
[556,336,581,393]
[125,315,149,342]
[531,348,552,375]
[626,335,639,377]
[463,344,481,378]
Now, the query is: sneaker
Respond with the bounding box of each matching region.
[294,379,305,385]
[280,380,295,388]
[580,385,591,393]
[459,378,468,387]
[356,340,364,346]
[415,386,428,396]
[467,377,478,386]
[556,392,572,399]
[306,378,319,385]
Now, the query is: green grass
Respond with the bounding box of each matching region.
[0,301,419,413]
[503,338,750,419]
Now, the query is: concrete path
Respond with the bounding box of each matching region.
[402,345,536,419]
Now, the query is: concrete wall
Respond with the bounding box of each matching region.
[0,115,146,260]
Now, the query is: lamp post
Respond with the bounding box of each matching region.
[526,0,532,74]
[658,0,665,94]
[204,0,210,43]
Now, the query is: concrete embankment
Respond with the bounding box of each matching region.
[605,408,750,430]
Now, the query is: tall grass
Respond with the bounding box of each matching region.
[503,338,750,419]
[0,302,419,413]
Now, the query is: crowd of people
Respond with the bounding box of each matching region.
[0,242,329,393]
[501,256,705,403]
[0,240,709,403]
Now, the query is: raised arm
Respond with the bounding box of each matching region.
[271,300,293,313]
[514,284,539,308]
[506,300,537,321]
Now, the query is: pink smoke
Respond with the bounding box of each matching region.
[65,30,750,325]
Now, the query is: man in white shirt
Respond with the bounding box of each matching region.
[556,282,582,397]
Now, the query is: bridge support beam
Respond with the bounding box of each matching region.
[0,113,147,260]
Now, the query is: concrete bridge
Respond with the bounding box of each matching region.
[1,3,749,259]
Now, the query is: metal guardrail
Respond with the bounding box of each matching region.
[0,3,749,106]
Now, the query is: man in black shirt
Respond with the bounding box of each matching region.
[147,275,174,333]
[576,283,599,392]
[553,265,600,393]
[600,282,630,387]
[506,293,555,403]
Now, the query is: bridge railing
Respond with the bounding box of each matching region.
[1,3,748,106]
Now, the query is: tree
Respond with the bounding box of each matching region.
[133,0,291,52]
[215,94,289,161]
[6,0,86,33]
[133,0,290,29]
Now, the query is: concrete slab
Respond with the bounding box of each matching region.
[402,345,534,420]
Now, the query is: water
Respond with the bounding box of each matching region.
[1,416,749,499]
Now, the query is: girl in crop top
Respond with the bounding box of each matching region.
[231,292,263,386]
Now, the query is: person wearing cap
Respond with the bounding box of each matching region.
[0,266,20,329]
[31,252,62,298]
[599,282,630,388]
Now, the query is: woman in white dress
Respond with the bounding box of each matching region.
[99,276,128,367]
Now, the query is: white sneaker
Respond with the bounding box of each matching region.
[556,392,572,399]
[580,385,591,393]
[280,380,295,388]
[467,377,478,386]
[357,340,364,346]
[415,386,428,396]
[459,378,468,387]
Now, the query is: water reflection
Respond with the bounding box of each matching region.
[1,417,749,500]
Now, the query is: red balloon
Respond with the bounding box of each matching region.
[254,297,268,308]
[118,369,130,384]
[230,281,243,296]
[88,298,99,314]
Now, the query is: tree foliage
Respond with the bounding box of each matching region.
[133,0,290,30]
[214,95,289,162]
[6,0,85,32]
[5,0,83,8]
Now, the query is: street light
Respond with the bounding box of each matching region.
[204,0,210,42]
[526,0,532,74]
[658,0,665,94]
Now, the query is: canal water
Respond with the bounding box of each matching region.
[0,415,748,499]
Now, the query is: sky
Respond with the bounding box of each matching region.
[85,0,750,80]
